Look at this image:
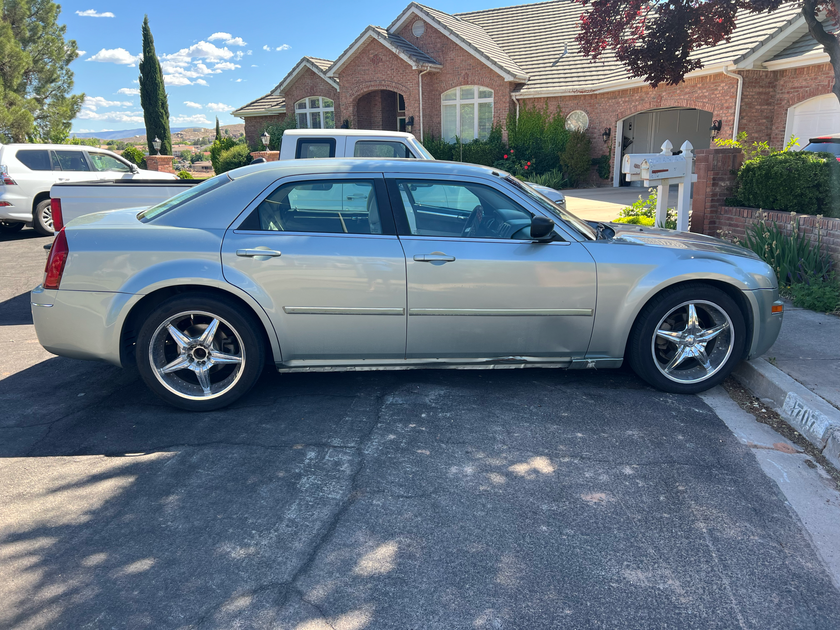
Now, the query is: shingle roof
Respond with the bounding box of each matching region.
[231,93,286,117]
[272,56,338,96]
[307,57,334,73]
[371,26,441,67]
[328,24,442,76]
[768,19,838,62]
[454,0,802,95]
[408,3,527,80]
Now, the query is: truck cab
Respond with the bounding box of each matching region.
[278,129,435,161]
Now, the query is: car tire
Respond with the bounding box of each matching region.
[0,221,25,234]
[135,294,266,411]
[627,283,747,394]
[33,199,54,236]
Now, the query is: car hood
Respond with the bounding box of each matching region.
[607,223,761,260]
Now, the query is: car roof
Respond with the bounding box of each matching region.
[282,129,416,139]
[229,158,503,180]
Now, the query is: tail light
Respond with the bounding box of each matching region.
[1,172,15,186]
[44,229,69,290]
[51,198,64,231]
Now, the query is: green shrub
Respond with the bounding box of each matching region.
[209,136,237,174]
[122,146,146,170]
[259,116,297,152]
[216,144,252,174]
[593,154,611,180]
[559,131,592,187]
[618,187,676,229]
[525,168,568,190]
[176,170,193,179]
[744,216,833,287]
[506,103,569,175]
[735,151,840,217]
[422,124,504,166]
[613,215,654,226]
[788,273,840,313]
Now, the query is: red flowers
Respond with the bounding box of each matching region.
[527,161,531,166]
[504,154,508,159]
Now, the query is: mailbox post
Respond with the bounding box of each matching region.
[621,140,697,231]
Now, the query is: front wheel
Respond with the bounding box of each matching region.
[627,284,747,394]
[136,295,265,411]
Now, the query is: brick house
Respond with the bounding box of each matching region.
[233,1,839,186]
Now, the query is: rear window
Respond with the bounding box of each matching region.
[16,150,54,171]
[803,142,840,156]
[354,141,415,158]
[138,174,231,222]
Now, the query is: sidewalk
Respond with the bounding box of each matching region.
[733,304,840,469]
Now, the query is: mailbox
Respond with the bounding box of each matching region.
[621,153,663,179]
[639,156,687,181]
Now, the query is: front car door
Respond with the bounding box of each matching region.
[86,151,136,179]
[386,174,598,362]
[221,173,407,365]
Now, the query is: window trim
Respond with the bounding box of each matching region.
[294,96,336,130]
[234,174,398,237]
[441,85,494,143]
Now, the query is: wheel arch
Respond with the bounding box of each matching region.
[119,283,282,368]
[32,190,50,214]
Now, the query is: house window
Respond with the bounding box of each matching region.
[295,97,335,129]
[441,86,493,143]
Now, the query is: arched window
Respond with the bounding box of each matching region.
[295,97,335,129]
[441,86,493,143]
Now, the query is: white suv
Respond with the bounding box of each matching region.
[0,144,177,235]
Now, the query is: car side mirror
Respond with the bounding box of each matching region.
[530,215,555,241]
[130,164,140,173]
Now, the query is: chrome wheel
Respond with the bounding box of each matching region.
[651,300,734,384]
[149,310,246,401]
[40,204,53,232]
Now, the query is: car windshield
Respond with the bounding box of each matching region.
[138,174,230,221]
[803,142,840,156]
[504,175,596,240]
[411,139,435,160]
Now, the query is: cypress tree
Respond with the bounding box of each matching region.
[139,15,171,156]
[215,116,221,140]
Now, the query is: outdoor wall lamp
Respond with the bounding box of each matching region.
[152,137,161,155]
[261,131,270,149]
[602,127,611,144]
[709,120,722,138]
[405,115,415,133]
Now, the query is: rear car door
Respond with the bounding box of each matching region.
[388,175,597,360]
[221,173,407,364]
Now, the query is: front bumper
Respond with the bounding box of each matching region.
[30,285,141,366]
[745,288,783,359]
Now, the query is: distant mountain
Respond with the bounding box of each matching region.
[70,124,244,142]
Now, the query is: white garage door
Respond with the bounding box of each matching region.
[787,94,840,147]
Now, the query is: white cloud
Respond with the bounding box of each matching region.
[213,62,239,72]
[276,44,291,51]
[184,101,203,109]
[76,9,115,17]
[206,103,233,112]
[234,51,244,61]
[250,64,258,68]
[233,79,242,83]
[75,128,95,133]
[117,87,140,96]
[87,48,138,66]
[247,50,252,55]
[172,114,212,125]
[208,32,246,46]
[77,50,86,57]
[195,79,209,86]
[77,110,144,123]
[208,32,232,41]
[83,96,133,110]
[163,41,233,65]
[164,74,193,86]
[262,45,271,51]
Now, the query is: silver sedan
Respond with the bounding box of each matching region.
[31,159,783,411]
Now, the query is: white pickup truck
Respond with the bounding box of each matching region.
[50,130,565,229]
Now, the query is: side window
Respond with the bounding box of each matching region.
[295,139,336,159]
[53,150,90,171]
[88,152,131,172]
[354,141,415,159]
[15,150,54,171]
[241,179,387,235]
[395,180,534,240]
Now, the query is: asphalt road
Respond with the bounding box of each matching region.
[1,227,839,630]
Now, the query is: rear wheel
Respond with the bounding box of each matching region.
[33,199,53,236]
[0,221,25,234]
[627,284,747,394]
[136,294,265,411]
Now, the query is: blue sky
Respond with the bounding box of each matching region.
[64,0,517,134]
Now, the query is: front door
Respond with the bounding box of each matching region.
[389,177,597,360]
[222,174,407,364]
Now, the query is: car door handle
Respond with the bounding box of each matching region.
[414,253,456,263]
[236,248,282,258]
[346,194,366,200]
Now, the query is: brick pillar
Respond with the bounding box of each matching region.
[690,147,743,235]
[249,151,280,162]
[145,155,175,174]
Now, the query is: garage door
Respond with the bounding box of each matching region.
[787,94,840,146]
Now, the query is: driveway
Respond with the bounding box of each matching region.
[564,184,682,222]
[1,230,839,629]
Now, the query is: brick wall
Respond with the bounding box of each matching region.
[244,114,286,148]
[737,70,778,143]
[283,66,341,127]
[709,207,840,267]
[691,147,744,234]
[768,63,835,148]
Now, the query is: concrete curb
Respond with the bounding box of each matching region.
[734,358,840,470]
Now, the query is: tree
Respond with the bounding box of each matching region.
[0,0,84,143]
[139,15,171,156]
[215,116,221,140]
[576,1,840,104]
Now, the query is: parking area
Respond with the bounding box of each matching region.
[1,230,839,629]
